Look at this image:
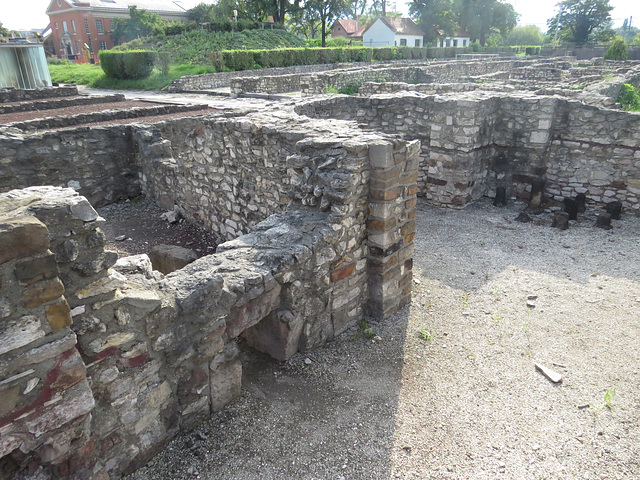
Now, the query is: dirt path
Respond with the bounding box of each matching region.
[128,198,640,480]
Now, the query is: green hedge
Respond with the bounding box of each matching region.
[525,46,541,56]
[99,50,156,79]
[207,46,517,72]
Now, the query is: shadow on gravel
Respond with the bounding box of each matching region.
[130,310,411,480]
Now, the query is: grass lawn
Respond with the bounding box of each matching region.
[48,62,219,90]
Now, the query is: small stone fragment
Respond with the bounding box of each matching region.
[534,362,563,383]
[515,212,531,223]
[596,213,612,230]
[115,235,127,242]
[552,212,569,230]
[304,357,312,365]
[605,200,622,220]
[493,186,507,207]
[149,244,197,274]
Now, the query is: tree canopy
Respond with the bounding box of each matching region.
[505,25,544,45]
[546,0,613,45]
[408,0,518,46]
[305,0,349,46]
[111,6,166,44]
[0,22,10,37]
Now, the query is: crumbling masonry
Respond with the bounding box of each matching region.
[1,56,640,478]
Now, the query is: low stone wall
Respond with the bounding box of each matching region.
[0,85,78,103]
[0,93,125,115]
[0,111,418,477]
[509,66,565,82]
[296,91,640,213]
[543,46,640,61]
[164,63,352,92]
[301,66,435,95]
[164,59,434,92]
[0,125,140,207]
[230,73,302,96]
[6,103,208,132]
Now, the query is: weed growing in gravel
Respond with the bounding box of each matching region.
[592,387,616,411]
[461,293,470,309]
[419,328,434,341]
[360,319,375,339]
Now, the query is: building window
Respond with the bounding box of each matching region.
[88,42,94,54]
[63,21,68,33]
[415,39,421,47]
[463,39,467,46]
[99,41,107,50]
[85,19,90,34]
[453,39,458,47]
[55,22,59,30]
[400,38,407,46]
[445,39,450,47]
[96,20,104,34]
[71,20,76,33]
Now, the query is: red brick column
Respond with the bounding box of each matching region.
[366,139,420,319]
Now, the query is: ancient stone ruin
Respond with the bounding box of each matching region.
[1,56,639,478]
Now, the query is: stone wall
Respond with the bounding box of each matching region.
[0,112,418,477]
[230,73,303,96]
[6,103,207,132]
[0,85,78,103]
[0,125,140,207]
[0,93,125,115]
[164,63,355,92]
[295,91,640,212]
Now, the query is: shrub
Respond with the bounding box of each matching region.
[338,82,361,95]
[604,38,628,60]
[222,49,255,70]
[525,46,541,55]
[99,50,156,79]
[617,83,640,111]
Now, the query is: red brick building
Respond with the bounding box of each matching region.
[46,0,200,60]
[330,19,366,41]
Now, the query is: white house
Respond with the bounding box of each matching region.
[362,17,425,48]
[436,30,471,47]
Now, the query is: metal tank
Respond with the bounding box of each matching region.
[0,43,52,89]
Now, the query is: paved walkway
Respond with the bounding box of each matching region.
[78,86,297,112]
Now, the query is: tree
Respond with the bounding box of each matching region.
[546,0,613,45]
[111,6,166,43]
[187,3,215,23]
[634,32,640,45]
[614,20,639,43]
[455,0,518,46]
[305,0,349,46]
[409,0,457,45]
[505,25,544,45]
[0,21,9,37]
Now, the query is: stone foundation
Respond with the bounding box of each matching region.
[296,91,640,213]
[0,111,418,477]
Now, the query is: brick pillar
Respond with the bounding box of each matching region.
[366,139,420,319]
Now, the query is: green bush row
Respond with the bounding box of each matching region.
[525,46,541,55]
[208,46,517,72]
[99,50,156,79]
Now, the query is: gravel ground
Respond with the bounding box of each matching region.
[123,197,640,480]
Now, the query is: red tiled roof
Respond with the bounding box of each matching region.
[376,17,425,36]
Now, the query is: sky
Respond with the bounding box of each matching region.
[2,0,639,31]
